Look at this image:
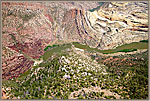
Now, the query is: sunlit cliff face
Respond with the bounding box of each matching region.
[61,2,148,50]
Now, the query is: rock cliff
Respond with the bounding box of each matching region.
[61,2,148,49]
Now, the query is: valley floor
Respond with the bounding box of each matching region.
[2,42,148,99]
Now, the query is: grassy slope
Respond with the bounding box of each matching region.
[42,44,71,61]
[97,51,148,99]
[2,41,148,99]
[2,51,148,99]
[72,42,148,54]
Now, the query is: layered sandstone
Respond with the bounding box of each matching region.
[61,2,148,49]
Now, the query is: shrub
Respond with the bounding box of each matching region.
[78,95,84,99]
[117,49,137,53]
[140,40,148,43]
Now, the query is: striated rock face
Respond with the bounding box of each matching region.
[2,2,148,79]
[62,2,148,50]
[2,2,100,79]
[88,2,148,50]
[2,47,34,80]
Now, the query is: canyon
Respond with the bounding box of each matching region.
[2,1,148,99]
[2,1,148,79]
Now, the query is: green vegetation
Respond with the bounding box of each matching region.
[89,2,104,12]
[9,34,19,46]
[19,13,36,22]
[2,42,148,99]
[42,44,71,61]
[44,44,59,51]
[2,79,18,88]
[140,40,148,43]
[72,42,148,54]
[17,65,40,81]
[2,49,106,99]
[3,57,62,99]
[98,51,148,99]
[17,69,31,80]
[117,49,137,52]
[44,45,52,51]
[9,34,17,42]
